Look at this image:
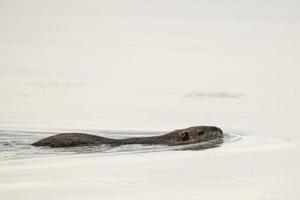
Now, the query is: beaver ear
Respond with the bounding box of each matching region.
[179,131,189,141]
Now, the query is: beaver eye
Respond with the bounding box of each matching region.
[179,131,189,141]
[198,131,205,136]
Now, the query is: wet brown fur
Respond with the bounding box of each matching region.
[32,126,223,148]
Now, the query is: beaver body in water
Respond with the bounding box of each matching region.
[32,126,223,148]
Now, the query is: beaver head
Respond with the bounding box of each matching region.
[162,126,223,145]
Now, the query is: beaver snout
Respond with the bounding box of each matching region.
[203,127,223,140]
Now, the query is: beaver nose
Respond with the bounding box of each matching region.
[217,128,223,134]
[212,126,223,134]
[216,130,224,139]
[208,130,222,140]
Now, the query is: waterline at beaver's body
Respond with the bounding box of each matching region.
[32,126,223,148]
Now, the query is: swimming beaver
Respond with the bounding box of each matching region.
[32,126,223,148]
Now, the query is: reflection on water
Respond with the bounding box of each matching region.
[0,129,241,161]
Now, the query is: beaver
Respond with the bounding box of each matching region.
[32,126,223,148]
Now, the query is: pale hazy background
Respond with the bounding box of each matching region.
[0,0,299,138]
